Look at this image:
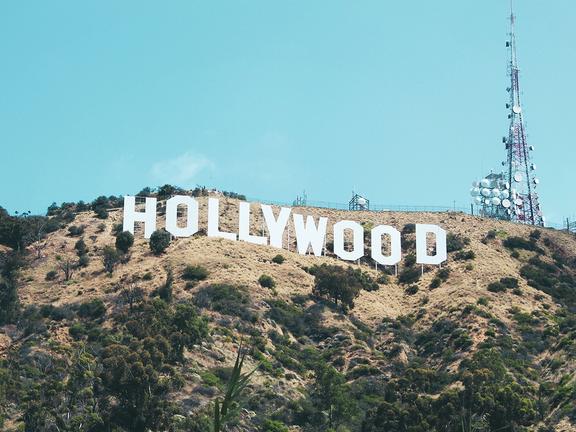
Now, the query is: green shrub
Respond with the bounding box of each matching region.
[405,285,419,295]
[402,223,416,234]
[437,268,451,281]
[503,236,542,253]
[78,299,106,319]
[94,207,108,219]
[69,322,86,339]
[67,225,85,236]
[376,273,390,285]
[500,277,519,288]
[78,254,90,268]
[182,265,209,282]
[102,245,120,274]
[258,274,275,289]
[45,270,58,281]
[477,297,489,306]
[261,419,290,432]
[74,238,87,256]
[149,229,171,255]
[311,264,377,310]
[398,267,421,285]
[271,254,285,264]
[429,277,441,289]
[447,233,470,252]
[194,284,255,322]
[404,254,416,267]
[454,250,475,261]
[487,282,506,293]
[115,231,134,253]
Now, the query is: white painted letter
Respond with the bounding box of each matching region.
[123,196,157,239]
[207,197,237,241]
[371,225,401,265]
[261,205,291,248]
[293,214,328,256]
[239,202,267,245]
[165,195,199,237]
[416,224,447,265]
[333,220,364,261]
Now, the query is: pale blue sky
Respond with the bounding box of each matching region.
[1,1,574,225]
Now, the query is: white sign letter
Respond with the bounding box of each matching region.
[371,225,401,265]
[239,202,267,245]
[207,197,237,241]
[261,205,291,248]
[416,224,447,265]
[333,220,364,261]
[165,195,199,238]
[293,214,328,256]
[123,196,157,239]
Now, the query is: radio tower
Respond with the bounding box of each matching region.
[504,0,544,226]
[470,1,544,226]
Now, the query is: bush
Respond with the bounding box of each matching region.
[78,254,90,268]
[398,267,421,285]
[149,229,171,255]
[500,277,519,288]
[74,238,87,256]
[437,268,451,281]
[67,225,85,236]
[454,250,475,261]
[311,264,376,310]
[503,236,542,253]
[447,233,470,252]
[262,419,289,432]
[487,282,507,293]
[377,273,390,285]
[158,267,174,302]
[78,299,106,319]
[258,274,275,289]
[45,270,58,281]
[405,285,419,295]
[182,265,209,282]
[271,254,285,264]
[477,297,489,306]
[195,284,255,322]
[94,207,108,219]
[115,231,134,253]
[429,277,441,289]
[102,245,120,274]
[404,254,416,267]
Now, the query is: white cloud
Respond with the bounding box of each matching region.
[151,152,213,185]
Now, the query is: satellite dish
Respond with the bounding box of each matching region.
[474,196,482,204]
[514,198,524,206]
[531,163,536,170]
[502,199,511,208]
[492,188,501,197]
[533,178,540,185]
[357,197,367,206]
[484,199,492,205]
[512,105,522,114]
[492,197,501,206]
[529,145,535,151]
[481,188,491,197]
[472,180,479,187]
[501,190,510,199]
[470,187,481,197]
[513,173,523,182]
[480,179,490,187]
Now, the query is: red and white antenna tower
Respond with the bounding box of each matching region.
[470,1,544,226]
[504,0,544,225]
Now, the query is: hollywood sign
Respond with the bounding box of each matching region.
[123,196,447,265]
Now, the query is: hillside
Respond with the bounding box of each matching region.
[1,193,575,432]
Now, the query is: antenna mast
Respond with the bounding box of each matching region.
[469,1,544,226]
[504,0,544,226]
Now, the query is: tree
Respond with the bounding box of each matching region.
[0,252,22,325]
[149,229,171,255]
[56,254,76,281]
[311,363,357,430]
[119,284,145,312]
[115,231,134,254]
[158,267,174,302]
[102,246,119,274]
[312,264,366,311]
